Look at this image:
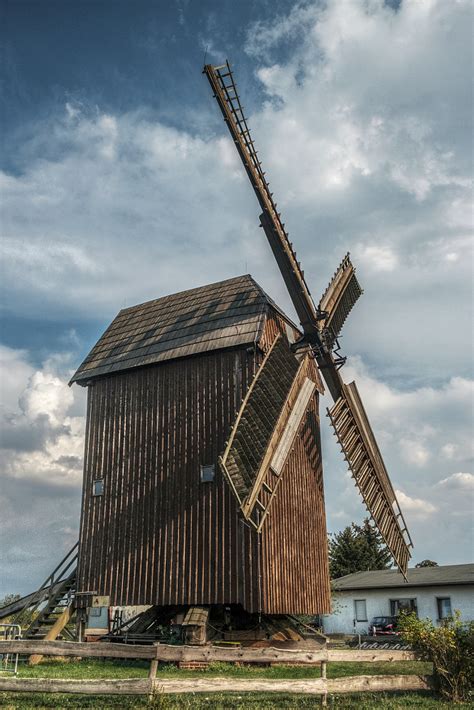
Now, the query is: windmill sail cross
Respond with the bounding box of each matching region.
[205,59,413,576]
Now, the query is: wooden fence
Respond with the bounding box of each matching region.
[0,640,432,702]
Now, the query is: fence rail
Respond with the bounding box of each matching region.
[0,640,417,663]
[0,640,430,700]
[0,675,431,696]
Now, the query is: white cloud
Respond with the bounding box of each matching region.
[355,244,399,272]
[400,439,431,468]
[395,489,437,518]
[0,346,85,487]
[244,2,318,61]
[20,371,73,427]
[65,101,81,120]
[0,347,85,595]
[437,472,474,491]
[0,346,33,413]
[441,443,456,460]
[247,0,471,206]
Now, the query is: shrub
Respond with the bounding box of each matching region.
[399,610,473,702]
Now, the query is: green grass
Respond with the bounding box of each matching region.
[0,691,470,709]
[14,658,150,679]
[12,657,433,680]
[2,658,466,709]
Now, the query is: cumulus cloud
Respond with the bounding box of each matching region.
[0,346,85,596]
[0,346,85,486]
[399,439,431,468]
[0,104,274,323]
[395,489,437,518]
[437,472,474,491]
[354,244,399,272]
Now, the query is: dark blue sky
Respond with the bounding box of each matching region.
[2,0,300,173]
[1,0,299,360]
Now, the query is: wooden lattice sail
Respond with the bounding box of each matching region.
[328,383,412,577]
[220,335,318,532]
[318,253,363,347]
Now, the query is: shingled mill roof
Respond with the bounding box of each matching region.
[70,275,296,384]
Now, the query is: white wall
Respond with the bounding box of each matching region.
[322,585,474,635]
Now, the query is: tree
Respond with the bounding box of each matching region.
[328,519,391,579]
[0,593,36,628]
[0,593,20,609]
[415,559,438,567]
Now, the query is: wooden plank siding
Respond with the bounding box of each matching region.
[77,308,330,614]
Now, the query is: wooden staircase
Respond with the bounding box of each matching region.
[12,542,78,643]
[23,570,76,641]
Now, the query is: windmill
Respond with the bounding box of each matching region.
[7,60,414,646]
[204,60,412,578]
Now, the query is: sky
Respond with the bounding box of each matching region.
[0,0,472,598]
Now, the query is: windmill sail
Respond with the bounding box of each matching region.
[205,60,412,575]
[318,254,363,346]
[204,64,320,340]
[220,335,317,532]
[328,383,413,576]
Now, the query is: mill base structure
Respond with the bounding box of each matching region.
[71,276,331,623]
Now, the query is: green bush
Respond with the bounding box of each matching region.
[399,610,474,703]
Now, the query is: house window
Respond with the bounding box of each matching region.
[354,599,367,622]
[437,597,452,620]
[200,464,215,483]
[390,598,417,616]
[93,479,104,496]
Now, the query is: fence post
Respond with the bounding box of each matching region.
[148,647,159,700]
[321,659,327,707]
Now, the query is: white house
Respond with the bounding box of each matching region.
[322,563,474,635]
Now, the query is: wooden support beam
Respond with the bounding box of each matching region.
[29,603,74,666]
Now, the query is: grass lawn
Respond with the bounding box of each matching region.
[12,657,433,679]
[1,657,470,709]
[0,690,468,709]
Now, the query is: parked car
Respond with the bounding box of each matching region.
[368,616,399,635]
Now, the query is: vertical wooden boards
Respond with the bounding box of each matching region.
[77,310,331,614]
[78,349,260,611]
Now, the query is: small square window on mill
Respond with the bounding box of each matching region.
[200,464,215,483]
[93,479,104,496]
